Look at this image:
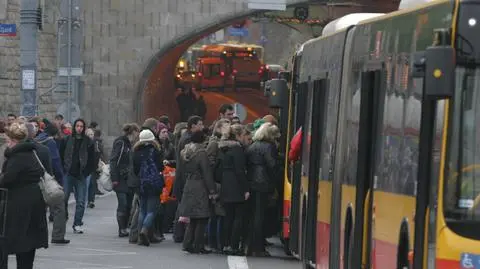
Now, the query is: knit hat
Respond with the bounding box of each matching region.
[139,129,155,142]
[157,122,168,132]
[253,118,266,131]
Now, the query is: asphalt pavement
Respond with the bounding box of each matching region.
[7,193,301,269]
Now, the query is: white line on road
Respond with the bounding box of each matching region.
[228,256,249,269]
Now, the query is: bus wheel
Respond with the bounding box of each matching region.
[396,219,410,269]
[343,206,353,269]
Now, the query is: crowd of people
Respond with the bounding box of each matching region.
[110,104,283,257]
[0,103,282,268]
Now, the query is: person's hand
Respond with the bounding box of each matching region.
[244,192,250,200]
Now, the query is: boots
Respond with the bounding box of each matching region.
[117,213,129,237]
[148,229,164,244]
[138,228,150,246]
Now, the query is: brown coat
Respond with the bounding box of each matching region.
[177,142,216,219]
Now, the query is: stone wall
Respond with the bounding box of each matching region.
[0,0,309,128]
[0,0,60,119]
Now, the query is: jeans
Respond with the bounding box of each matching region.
[85,175,91,203]
[207,216,223,250]
[116,192,134,230]
[87,172,100,203]
[51,199,67,240]
[64,175,87,226]
[128,193,140,243]
[138,195,159,230]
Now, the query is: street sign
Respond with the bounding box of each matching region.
[233,103,247,122]
[22,69,35,90]
[58,67,83,77]
[0,24,16,37]
[57,101,81,122]
[228,27,249,37]
[248,0,286,11]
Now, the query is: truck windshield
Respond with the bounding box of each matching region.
[444,67,480,231]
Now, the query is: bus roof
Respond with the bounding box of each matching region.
[321,13,385,36]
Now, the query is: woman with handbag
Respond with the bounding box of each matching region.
[0,122,48,269]
[110,123,140,237]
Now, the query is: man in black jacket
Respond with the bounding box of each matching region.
[60,119,94,234]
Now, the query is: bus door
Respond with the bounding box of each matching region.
[290,81,308,256]
[351,68,386,269]
[304,76,329,267]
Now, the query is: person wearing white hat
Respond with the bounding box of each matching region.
[132,129,165,246]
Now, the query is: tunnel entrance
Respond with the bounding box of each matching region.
[135,2,399,125]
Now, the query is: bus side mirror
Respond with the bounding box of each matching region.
[425,46,455,98]
[412,30,455,99]
[268,79,288,109]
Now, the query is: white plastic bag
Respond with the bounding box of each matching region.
[98,164,112,192]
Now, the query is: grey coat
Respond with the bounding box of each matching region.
[178,142,216,219]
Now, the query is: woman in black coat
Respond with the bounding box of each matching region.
[110,123,140,237]
[217,124,250,255]
[0,122,48,268]
[245,122,280,257]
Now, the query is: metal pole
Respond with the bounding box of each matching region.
[66,0,72,122]
[20,0,38,117]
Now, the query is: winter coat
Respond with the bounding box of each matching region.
[206,135,220,168]
[60,134,95,177]
[288,127,302,162]
[172,131,192,200]
[35,132,64,184]
[109,136,133,193]
[161,138,175,165]
[0,142,49,254]
[0,134,7,171]
[133,141,164,196]
[246,140,278,193]
[29,140,53,175]
[177,142,216,218]
[93,137,104,170]
[217,140,248,203]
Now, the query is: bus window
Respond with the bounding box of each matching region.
[445,67,480,231]
[211,64,221,76]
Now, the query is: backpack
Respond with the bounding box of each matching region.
[139,147,164,194]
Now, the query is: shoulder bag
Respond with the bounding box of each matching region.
[33,150,64,206]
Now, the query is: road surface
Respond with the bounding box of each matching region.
[7,193,300,269]
[196,88,270,124]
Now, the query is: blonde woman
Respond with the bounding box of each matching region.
[245,122,280,257]
[0,122,48,268]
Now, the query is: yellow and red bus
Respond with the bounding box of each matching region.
[275,0,480,268]
[195,43,263,91]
